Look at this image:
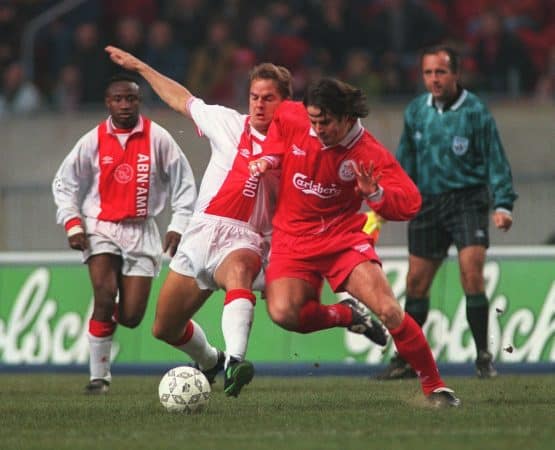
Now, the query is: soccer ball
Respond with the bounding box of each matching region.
[158,366,211,413]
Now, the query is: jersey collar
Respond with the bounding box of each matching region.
[106,115,144,135]
[249,123,267,142]
[309,118,364,150]
[427,89,468,114]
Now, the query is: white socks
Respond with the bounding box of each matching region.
[222,298,254,361]
[87,333,113,382]
[174,320,219,370]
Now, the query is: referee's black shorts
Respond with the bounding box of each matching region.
[408,185,490,259]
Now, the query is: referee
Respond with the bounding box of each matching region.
[379,45,517,380]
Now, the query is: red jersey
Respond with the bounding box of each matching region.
[263,101,421,237]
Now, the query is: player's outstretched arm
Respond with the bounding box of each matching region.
[105,45,193,118]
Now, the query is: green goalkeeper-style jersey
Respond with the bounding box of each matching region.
[396,89,517,210]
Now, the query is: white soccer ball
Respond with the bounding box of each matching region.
[158,366,211,413]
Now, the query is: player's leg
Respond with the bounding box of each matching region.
[451,185,496,377]
[213,248,260,397]
[86,253,121,394]
[116,275,152,328]
[459,245,497,377]
[344,261,460,407]
[214,248,260,362]
[265,246,383,339]
[265,276,320,330]
[152,270,221,372]
[379,195,449,380]
[376,254,444,380]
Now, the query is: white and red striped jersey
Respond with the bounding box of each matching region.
[52,115,196,234]
[188,98,278,236]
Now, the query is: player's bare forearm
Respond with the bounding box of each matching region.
[139,64,193,117]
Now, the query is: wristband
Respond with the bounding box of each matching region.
[67,225,84,237]
[366,185,384,202]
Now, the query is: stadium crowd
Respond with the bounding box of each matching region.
[1,0,554,116]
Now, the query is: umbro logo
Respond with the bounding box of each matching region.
[239,148,250,158]
[101,156,114,165]
[354,243,371,253]
[292,145,306,156]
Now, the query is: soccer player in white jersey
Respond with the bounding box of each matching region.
[52,74,197,394]
[105,46,386,397]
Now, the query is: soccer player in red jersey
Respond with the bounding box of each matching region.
[251,78,461,407]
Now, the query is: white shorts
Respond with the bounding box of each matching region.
[83,217,162,277]
[170,214,269,291]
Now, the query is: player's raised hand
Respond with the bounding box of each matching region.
[163,231,182,257]
[351,160,382,198]
[105,46,142,71]
[68,232,88,251]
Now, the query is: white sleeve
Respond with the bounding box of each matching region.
[154,125,197,234]
[188,98,245,149]
[52,129,97,227]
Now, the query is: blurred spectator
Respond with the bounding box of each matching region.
[365,0,446,92]
[34,18,73,94]
[449,0,498,38]
[161,0,211,52]
[111,16,145,65]
[266,1,307,37]
[187,17,237,103]
[471,10,537,94]
[498,0,546,32]
[102,0,158,27]
[0,2,20,73]
[342,49,383,99]
[0,61,43,118]
[70,22,109,105]
[244,15,275,64]
[229,47,256,108]
[534,45,555,103]
[143,20,187,105]
[52,64,81,112]
[307,0,362,73]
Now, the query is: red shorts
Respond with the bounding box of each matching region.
[266,228,381,292]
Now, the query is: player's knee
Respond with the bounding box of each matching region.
[118,313,143,329]
[375,299,404,329]
[267,300,299,331]
[406,277,427,298]
[152,320,169,342]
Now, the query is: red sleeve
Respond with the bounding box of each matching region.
[367,146,422,221]
[262,100,307,156]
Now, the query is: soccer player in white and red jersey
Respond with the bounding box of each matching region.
[105,47,386,397]
[251,78,461,407]
[52,73,197,394]
[105,46,291,397]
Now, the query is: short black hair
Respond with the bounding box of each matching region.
[420,45,460,73]
[303,78,369,119]
[106,72,141,93]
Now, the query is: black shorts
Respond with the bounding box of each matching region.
[408,185,490,259]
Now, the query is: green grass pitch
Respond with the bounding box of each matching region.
[0,374,553,450]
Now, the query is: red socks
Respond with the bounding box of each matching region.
[297,300,352,333]
[389,313,445,395]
